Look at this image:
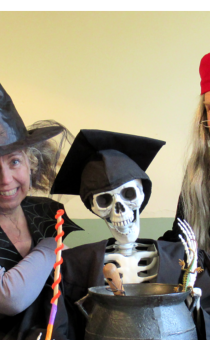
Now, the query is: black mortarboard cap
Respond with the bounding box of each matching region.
[51,129,166,213]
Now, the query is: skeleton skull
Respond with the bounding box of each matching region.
[91,179,144,245]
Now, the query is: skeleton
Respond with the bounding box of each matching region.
[91,179,159,284]
[51,130,166,285]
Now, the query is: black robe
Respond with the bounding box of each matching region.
[159,196,210,339]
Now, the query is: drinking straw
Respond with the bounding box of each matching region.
[45,209,65,340]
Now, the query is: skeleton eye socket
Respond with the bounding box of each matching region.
[121,187,136,200]
[96,194,113,208]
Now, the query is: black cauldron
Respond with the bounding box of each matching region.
[76,283,198,340]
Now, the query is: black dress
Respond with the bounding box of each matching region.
[0,196,85,340]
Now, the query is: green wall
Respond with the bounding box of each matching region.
[64,218,174,248]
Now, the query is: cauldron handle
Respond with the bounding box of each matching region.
[75,294,90,320]
[188,291,200,314]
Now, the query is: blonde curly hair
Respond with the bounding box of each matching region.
[24,120,73,194]
[25,139,64,193]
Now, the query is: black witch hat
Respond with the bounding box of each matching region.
[51,129,166,213]
[0,84,64,156]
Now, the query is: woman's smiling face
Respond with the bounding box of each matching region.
[0,150,30,214]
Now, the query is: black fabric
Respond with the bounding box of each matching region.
[51,129,166,195]
[51,129,165,213]
[80,149,152,212]
[0,196,82,272]
[62,240,107,340]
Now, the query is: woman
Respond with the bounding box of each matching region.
[0,84,83,340]
[162,53,210,254]
[158,53,210,340]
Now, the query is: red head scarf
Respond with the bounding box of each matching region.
[199,53,210,95]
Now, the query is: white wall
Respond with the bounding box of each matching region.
[0,11,208,219]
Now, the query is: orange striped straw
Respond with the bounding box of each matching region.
[45,209,65,340]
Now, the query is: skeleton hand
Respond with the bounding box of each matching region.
[177,218,199,288]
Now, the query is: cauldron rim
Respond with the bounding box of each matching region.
[88,283,191,301]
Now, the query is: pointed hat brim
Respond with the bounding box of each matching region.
[0,125,64,156]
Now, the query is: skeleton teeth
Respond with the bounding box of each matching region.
[115,226,132,235]
[0,188,17,196]
[113,219,132,227]
[113,221,122,227]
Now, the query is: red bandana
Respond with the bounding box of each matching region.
[199,53,210,95]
